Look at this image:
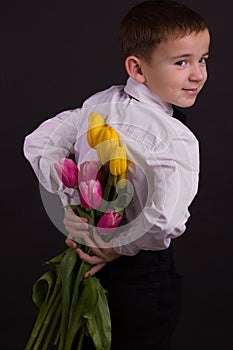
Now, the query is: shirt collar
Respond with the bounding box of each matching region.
[124,77,173,117]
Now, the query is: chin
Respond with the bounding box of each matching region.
[175,99,197,108]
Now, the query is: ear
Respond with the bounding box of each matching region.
[124,56,146,83]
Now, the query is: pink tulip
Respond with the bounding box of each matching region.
[79,179,102,209]
[97,211,123,235]
[54,158,79,188]
[79,161,99,183]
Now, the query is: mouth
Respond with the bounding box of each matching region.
[182,88,199,95]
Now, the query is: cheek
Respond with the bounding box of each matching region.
[166,71,185,86]
[158,73,178,90]
[200,67,208,83]
[204,71,208,83]
[166,76,184,95]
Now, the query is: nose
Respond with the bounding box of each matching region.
[189,64,206,82]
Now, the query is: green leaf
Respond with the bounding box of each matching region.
[32,290,62,350]
[86,277,111,350]
[25,243,111,350]
[64,268,93,349]
[59,248,77,350]
[83,276,98,317]
[32,270,56,309]
[75,205,92,221]
[68,261,91,324]
[42,301,61,350]
[44,250,66,266]
[25,266,62,350]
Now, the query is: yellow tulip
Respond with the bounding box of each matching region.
[100,126,119,144]
[117,172,127,189]
[96,126,120,164]
[109,144,127,176]
[87,112,106,148]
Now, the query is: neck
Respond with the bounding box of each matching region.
[124,77,173,117]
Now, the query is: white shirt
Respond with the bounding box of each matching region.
[23,77,199,255]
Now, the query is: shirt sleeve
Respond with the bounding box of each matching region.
[23,100,199,256]
[112,125,200,256]
[23,109,80,205]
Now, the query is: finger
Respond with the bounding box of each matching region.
[66,233,91,249]
[65,237,77,249]
[79,231,116,261]
[64,209,88,222]
[73,230,109,261]
[76,248,105,264]
[65,207,88,222]
[84,263,106,278]
[93,228,112,249]
[64,216,89,232]
[77,230,100,249]
[70,230,91,246]
[64,208,88,224]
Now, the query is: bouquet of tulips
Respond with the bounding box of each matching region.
[25,112,132,350]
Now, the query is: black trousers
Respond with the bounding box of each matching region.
[79,243,183,350]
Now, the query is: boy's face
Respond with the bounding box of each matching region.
[140,29,210,108]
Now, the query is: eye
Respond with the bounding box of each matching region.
[199,56,208,64]
[175,60,187,67]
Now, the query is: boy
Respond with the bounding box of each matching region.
[24,0,210,349]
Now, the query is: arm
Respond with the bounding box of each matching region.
[63,126,199,271]
[112,126,199,255]
[23,109,80,204]
[23,108,121,276]
[24,104,199,270]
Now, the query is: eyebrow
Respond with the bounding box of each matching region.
[171,52,209,60]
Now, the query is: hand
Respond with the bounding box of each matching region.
[64,208,121,277]
[63,208,89,246]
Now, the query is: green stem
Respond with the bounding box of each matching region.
[32,290,62,350]
[103,173,114,200]
[99,173,114,213]
[68,261,90,328]
[42,303,61,350]
[53,325,60,346]
[25,306,49,350]
[64,262,91,349]
[90,209,95,226]
[77,325,86,350]
[25,278,61,350]
[111,187,118,202]
[75,205,92,221]
[88,209,95,239]
[58,249,77,350]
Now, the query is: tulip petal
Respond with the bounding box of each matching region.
[97,211,123,235]
[79,180,103,210]
[79,161,99,183]
[54,158,79,188]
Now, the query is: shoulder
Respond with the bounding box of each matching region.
[82,84,127,109]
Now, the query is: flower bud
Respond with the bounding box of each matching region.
[96,127,120,164]
[109,144,127,176]
[87,112,106,148]
[97,210,123,235]
[79,179,102,209]
[117,172,127,189]
[79,161,99,183]
[54,158,79,188]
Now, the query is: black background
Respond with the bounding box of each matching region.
[1,1,233,349]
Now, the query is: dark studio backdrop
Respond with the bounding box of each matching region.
[1,1,233,349]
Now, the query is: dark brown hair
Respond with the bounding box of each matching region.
[119,0,208,62]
